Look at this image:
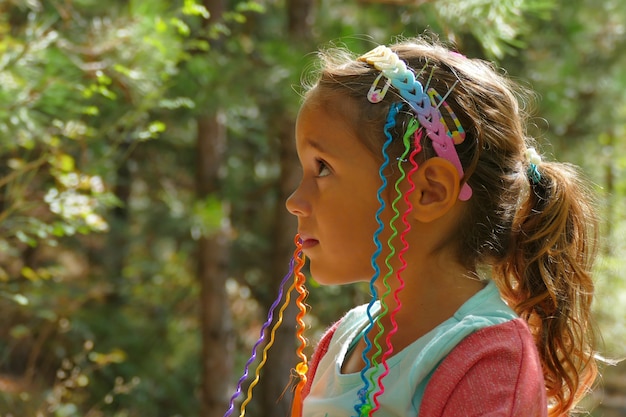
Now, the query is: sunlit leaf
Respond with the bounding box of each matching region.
[88,348,128,365]
[10,324,31,338]
[182,0,210,18]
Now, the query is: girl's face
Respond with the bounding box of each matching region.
[286,95,384,285]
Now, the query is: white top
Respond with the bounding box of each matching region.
[303,280,518,417]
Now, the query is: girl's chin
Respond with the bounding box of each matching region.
[308,265,370,286]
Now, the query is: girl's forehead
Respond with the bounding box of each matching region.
[299,88,361,128]
[300,88,328,112]
[296,99,375,158]
[303,86,350,108]
[298,91,347,126]
[297,98,353,140]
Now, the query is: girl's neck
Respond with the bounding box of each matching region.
[341,267,485,375]
[386,272,485,347]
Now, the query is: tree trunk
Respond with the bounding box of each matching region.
[198,1,231,416]
[256,1,314,415]
[286,0,314,39]
[197,113,233,417]
[104,142,132,305]
[258,117,300,416]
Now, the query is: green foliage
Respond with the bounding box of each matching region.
[426,0,554,57]
[1,0,625,415]
[0,0,208,415]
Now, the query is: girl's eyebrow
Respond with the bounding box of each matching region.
[303,137,331,154]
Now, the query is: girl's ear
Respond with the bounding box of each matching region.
[411,157,461,223]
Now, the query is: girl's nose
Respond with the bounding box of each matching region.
[285,184,310,217]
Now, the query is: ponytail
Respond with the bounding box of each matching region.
[495,162,598,416]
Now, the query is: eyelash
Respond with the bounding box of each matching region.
[315,158,331,177]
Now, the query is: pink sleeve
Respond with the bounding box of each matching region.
[419,319,547,417]
[301,320,341,400]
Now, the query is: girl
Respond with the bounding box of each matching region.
[285,37,599,416]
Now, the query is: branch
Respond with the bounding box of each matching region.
[0,154,47,190]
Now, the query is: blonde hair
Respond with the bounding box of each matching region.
[306,36,599,415]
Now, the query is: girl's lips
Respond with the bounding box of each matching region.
[299,235,319,249]
[301,238,319,249]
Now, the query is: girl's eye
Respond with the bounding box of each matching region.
[316,159,331,177]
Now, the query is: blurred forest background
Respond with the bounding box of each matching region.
[1,0,625,416]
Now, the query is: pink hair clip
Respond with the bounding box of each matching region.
[367,73,392,103]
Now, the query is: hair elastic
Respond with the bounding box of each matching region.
[525,147,542,184]
[358,45,472,201]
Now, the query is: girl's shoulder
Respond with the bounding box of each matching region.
[420,318,548,417]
